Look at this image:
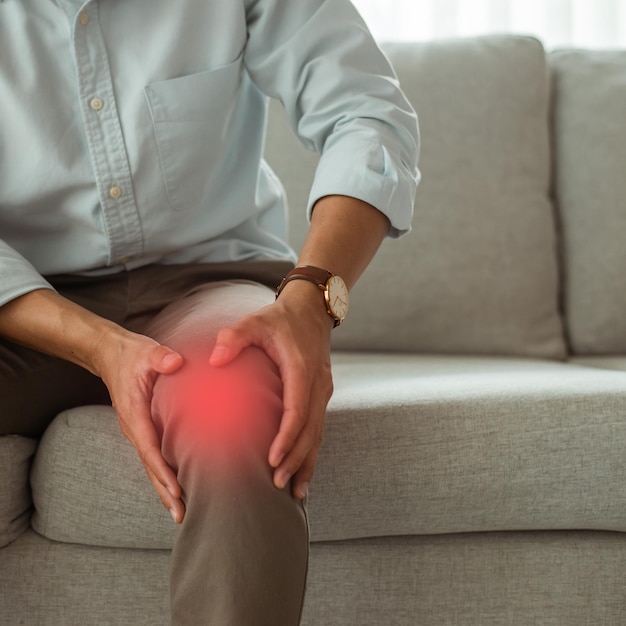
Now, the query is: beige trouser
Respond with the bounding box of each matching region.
[0,261,309,625]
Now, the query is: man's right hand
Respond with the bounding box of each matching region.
[0,289,186,523]
[93,330,185,523]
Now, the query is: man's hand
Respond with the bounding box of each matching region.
[93,330,186,523]
[208,196,392,499]
[0,289,187,523]
[210,280,334,500]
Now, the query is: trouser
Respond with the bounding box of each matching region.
[0,261,309,626]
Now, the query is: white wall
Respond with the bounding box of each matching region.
[352,0,626,48]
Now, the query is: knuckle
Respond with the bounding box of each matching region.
[286,407,308,430]
[298,407,311,427]
[318,369,334,400]
[138,449,151,470]
[138,445,157,470]
[324,369,334,388]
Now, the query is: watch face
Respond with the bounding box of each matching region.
[326,275,349,321]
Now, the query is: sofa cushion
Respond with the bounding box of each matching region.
[569,357,626,372]
[30,406,176,549]
[265,35,565,358]
[30,356,626,549]
[550,50,626,354]
[313,354,626,541]
[0,435,37,548]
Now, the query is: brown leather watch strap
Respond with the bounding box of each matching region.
[275,265,332,298]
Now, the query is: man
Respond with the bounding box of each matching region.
[0,0,419,623]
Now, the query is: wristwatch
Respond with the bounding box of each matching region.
[276,265,349,327]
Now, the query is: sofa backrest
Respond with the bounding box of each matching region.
[550,50,626,355]
[264,34,567,358]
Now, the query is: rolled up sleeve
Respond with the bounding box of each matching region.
[244,0,420,237]
[0,239,54,307]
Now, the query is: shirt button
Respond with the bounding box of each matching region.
[90,97,104,112]
[79,12,89,26]
[109,185,123,200]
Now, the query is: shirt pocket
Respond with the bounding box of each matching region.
[144,54,243,212]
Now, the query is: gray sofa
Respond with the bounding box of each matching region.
[2,34,626,625]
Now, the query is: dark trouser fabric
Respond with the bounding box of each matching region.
[0,261,289,437]
[0,261,309,625]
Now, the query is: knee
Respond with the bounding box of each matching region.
[152,345,283,474]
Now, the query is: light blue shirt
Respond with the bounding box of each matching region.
[0,0,419,306]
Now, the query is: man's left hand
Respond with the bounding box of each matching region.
[209,280,334,500]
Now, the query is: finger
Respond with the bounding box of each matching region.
[151,345,184,374]
[210,319,313,468]
[269,354,332,469]
[272,372,330,488]
[118,406,182,505]
[209,325,253,367]
[143,461,186,523]
[273,419,322,493]
[268,352,311,468]
[140,439,182,500]
[291,446,322,500]
[132,430,185,522]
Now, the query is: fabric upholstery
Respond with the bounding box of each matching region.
[0,530,170,626]
[30,405,177,549]
[0,435,37,548]
[570,357,626,372]
[312,354,626,541]
[265,35,565,358]
[550,50,626,354]
[30,356,626,548]
[302,531,626,626]
[3,529,626,626]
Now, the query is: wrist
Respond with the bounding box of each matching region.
[276,265,349,328]
[87,322,139,378]
[275,280,336,332]
[0,289,130,376]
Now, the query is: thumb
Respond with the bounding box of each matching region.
[209,326,250,367]
[152,345,184,374]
